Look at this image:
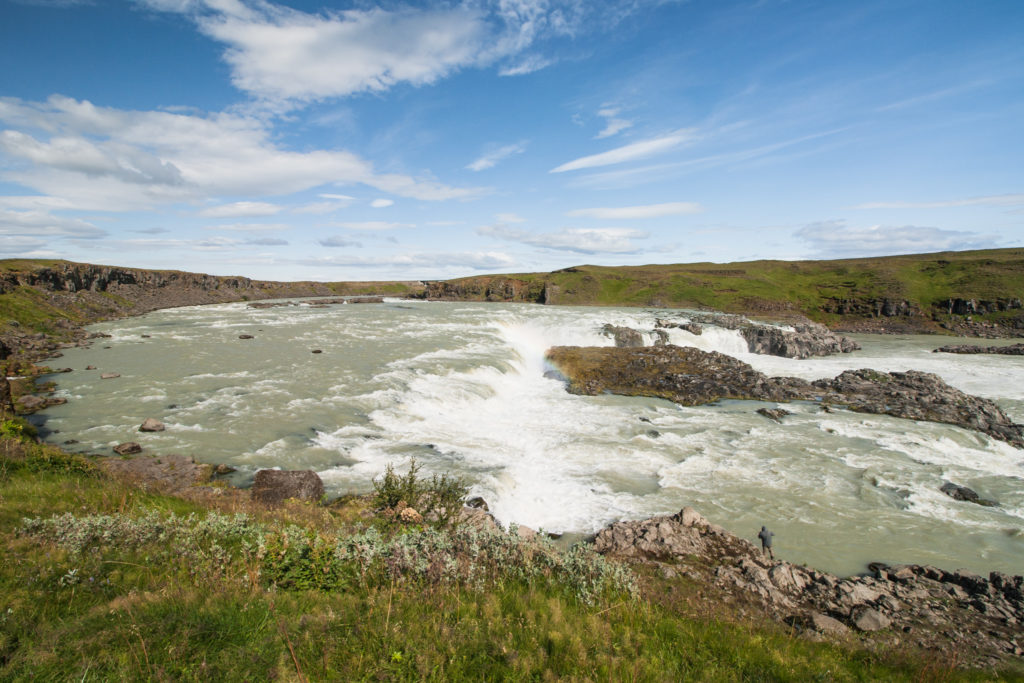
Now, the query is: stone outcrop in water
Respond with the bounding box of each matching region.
[544,345,1024,448]
[940,482,1000,507]
[601,324,645,348]
[593,507,1024,665]
[739,322,861,358]
[934,343,1024,355]
[656,314,860,359]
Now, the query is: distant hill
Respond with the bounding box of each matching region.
[422,248,1024,335]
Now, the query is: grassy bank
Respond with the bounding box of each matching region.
[0,427,1011,681]
[434,248,1024,329]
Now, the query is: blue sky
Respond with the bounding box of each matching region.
[1,0,1022,281]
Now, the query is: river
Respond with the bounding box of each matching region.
[36,299,1024,577]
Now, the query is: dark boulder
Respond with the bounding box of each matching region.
[939,482,999,507]
[251,469,325,505]
[113,442,142,455]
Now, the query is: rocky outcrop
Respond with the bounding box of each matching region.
[657,314,860,359]
[594,507,1024,667]
[740,322,861,359]
[421,277,545,303]
[934,343,1024,355]
[939,298,1023,316]
[250,469,325,505]
[601,324,645,348]
[544,345,1024,448]
[823,297,921,318]
[811,369,1024,448]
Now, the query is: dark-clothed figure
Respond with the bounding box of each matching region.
[758,525,774,560]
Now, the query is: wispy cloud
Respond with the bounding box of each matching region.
[495,212,526,223]
[478,224,649,253]
[848,193,1024,210]
[318,236,363,248]
[295,251,516,270]
[370,198,394,208]
[796,220,995,258]
[199,201,282,217]
[595,106,633,139]
[550,129,695,173]
[567,201,701,219]
[331,221,413,231]
[204,222,291,232]
[466,142,528,171]
[498,54,554,77]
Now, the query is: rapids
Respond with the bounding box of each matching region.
[36,299,1024,577]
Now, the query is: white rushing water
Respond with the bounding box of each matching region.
[37,300,1024,576]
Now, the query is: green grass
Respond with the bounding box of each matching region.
[0,435,1015,681]
[438,249,1024,326]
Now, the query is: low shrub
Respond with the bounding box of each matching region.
[372,457,469,527]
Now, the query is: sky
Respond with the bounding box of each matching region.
[0,0,1022,282]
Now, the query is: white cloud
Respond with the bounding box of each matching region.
[495,212,526,223]
[550,129,696,173]
[795,220,995,258]
[0,95,482,211]
[848,193,1024,210]
[204,222,291,232]
[595,106,632,139]
[466,142,527,171]
[331,221,413,231]
[318,236,363,248]
[295,251,516,270]
[319,193,355,200]
[370,198,394,208]
[0,208,106,238]
[566,202,702,219]
[199,201,282,217]
[245,236,288,246]
[478,224,649,253]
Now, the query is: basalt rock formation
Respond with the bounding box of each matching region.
[544,345,1024,448]
[655,315,861,359]
[934,343,1024,355]
[594,507,1024,667]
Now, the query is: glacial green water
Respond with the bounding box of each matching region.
[36,299,1024,577]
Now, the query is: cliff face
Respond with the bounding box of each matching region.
[421,277,546,303]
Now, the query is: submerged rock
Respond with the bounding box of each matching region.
[757,407,792,422]
[939,482,1000,507]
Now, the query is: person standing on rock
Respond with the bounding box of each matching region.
[758,525,774,560]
